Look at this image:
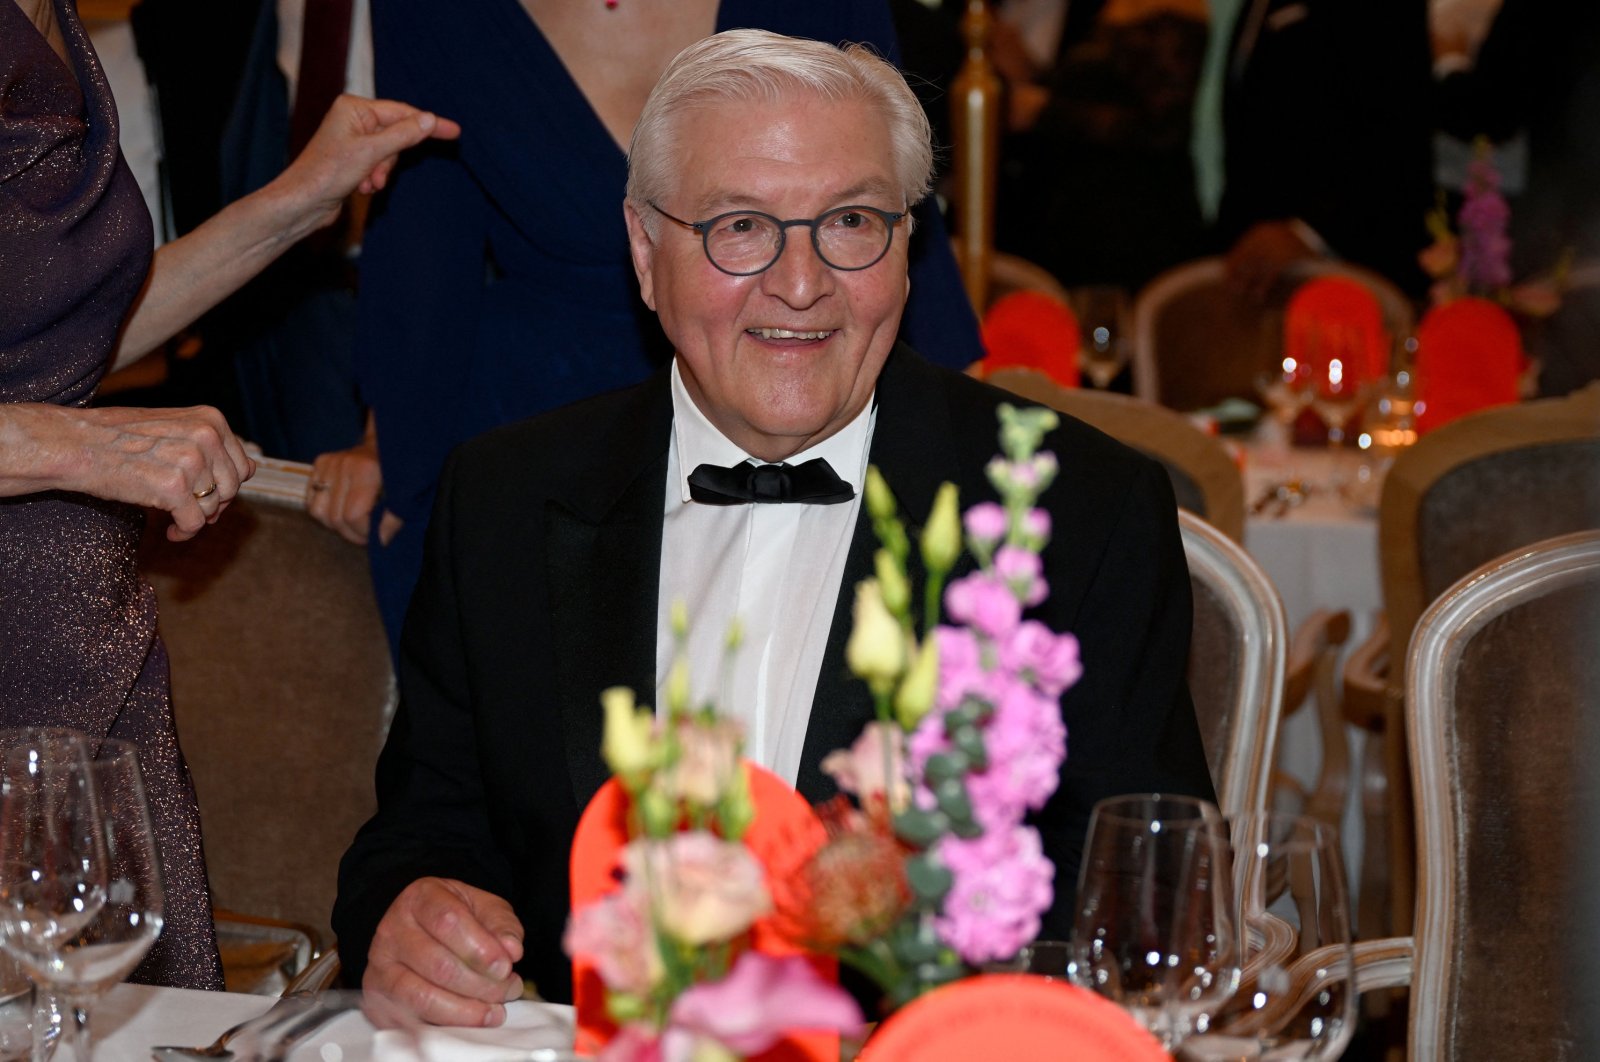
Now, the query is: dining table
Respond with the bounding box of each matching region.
[94,983,576,1060]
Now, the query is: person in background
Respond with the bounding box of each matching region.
[1210,0,1436,298]
[992,0,1210,291]
[304,1,988,661]
[1,0,456,989]
[333,28,1211,1027]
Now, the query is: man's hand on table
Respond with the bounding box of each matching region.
[362,878,525,1028]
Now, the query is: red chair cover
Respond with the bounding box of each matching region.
[1413,297,1525,433]
[569,763,834,1060]
[976,291,1081,388]
[1283,276,1391,386]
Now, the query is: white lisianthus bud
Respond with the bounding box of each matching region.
[864,466,896,522]
[920,482,962,578]
[894,636,940,731]
[600,686,657,791]
[875,549,910,618]
[846,579,906,696]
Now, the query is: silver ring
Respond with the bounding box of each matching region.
[193,483,218,500]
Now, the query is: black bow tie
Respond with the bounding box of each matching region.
[687,458,855,505]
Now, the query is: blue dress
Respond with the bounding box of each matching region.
[357,0,985,650]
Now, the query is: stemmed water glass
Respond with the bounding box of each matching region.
[1066,794,1241,1050]
[1071,285,1132,390]
[0,730,103,1062]
[35,740,164,1061]
[1308,355,1366,449]
[1180,813,1356,1061]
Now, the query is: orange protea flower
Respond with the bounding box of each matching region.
[769,798,912,950]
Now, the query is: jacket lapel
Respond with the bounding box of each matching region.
[795,347,966,801]
[546,375,674,812]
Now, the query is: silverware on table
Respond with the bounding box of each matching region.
[149,993,322,1061]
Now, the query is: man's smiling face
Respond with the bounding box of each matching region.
[625,92,910,462]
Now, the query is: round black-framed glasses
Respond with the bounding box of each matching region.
[649,201,908,277]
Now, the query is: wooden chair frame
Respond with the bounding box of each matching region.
[1178,510,1288,817]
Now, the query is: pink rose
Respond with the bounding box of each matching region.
[660,717,741,807]
[821,720,910,814]
[563,888,663,996]
[624,832,770,945]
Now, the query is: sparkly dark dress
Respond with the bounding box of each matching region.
[0,0,223,989]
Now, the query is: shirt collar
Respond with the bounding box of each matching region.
[670,359,875,504]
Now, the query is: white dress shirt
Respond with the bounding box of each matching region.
[657,362,874,785]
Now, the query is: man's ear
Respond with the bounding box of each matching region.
[624,200,657,311]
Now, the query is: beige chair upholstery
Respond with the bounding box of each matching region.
[1400,531,1600,1058]
[1131,256,1414,412]
[1179,511,1288,817]
[138,456,394,977]
[985,368,1245,541]
[1346,383,1600,934]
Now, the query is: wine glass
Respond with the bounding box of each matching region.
[1180,813,1356,1061]
[35,740,164,1061]
[1071,285,1132,389]
[1254,356,1314,458]
[1307,356,1366,449]
[1067,794,1240,1049]
[0,730,103,1062]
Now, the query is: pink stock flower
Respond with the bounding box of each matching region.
[599,1025,665,1062]
[624,832,770,946]
[1021,507,1051,545]
[962,501,1007,547]
[964,678,1065,826]
[944,573,1022,639]
[934,825,1056,964]
[668,953,865,1056]
[999,622,1082,698]
[820,721,911,815]
[564,888,663,997]
[993,546,1047,606]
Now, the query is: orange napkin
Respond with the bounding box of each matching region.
[976,291,1081,388]
[860,974,1169,1061]
[1413,297,1524,433]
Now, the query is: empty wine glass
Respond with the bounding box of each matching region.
[1180,813,1355,1061]
[1308,356,1366,449]
[1071,285,1132,389]
[37,740,164,1061]
[1067,794,1241,1049]
[0,730,102,1062]
[1254,356,1314,456]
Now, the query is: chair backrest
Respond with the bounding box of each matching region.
[1131,257,1414,412]
[1405,531,1600,1060]
[986,368,1245,541]
[1179,510,1288,817]
[139,457,395,949]
[1380,382,1600,674]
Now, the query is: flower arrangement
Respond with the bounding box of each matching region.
[565,614,864,1061]
[566,403,1077,1057]
[1419,140,1565,317]
[783,403,1077,1006]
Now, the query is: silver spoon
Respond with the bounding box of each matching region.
[149,993,318,1061]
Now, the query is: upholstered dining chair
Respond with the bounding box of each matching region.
[1130,257,1414,412]
[1343,531,1600,1058]
[138,455,395,990]
[1343,382,1600,936]
[1178,510,1288,817]
[985,367,1245,541]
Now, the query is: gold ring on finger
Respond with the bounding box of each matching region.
[193,483,218,500]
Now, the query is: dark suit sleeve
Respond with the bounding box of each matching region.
[332,450,516,986]
[1033,453,1214,938]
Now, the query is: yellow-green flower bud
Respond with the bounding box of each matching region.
[670,599,690,640]
[874,548,911,618]
[600,686,656,791]
[920,481,962,577]
[638,786,677,838]
[846,579,906,696]
[895,636,940,730]
[724,617,744,653]
[864,466,896,522]
[718,761,755,842]
[665,656,691,718]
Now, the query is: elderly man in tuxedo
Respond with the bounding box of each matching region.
[332,28,1213,1028]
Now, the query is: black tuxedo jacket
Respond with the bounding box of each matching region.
[332,346,1214,999]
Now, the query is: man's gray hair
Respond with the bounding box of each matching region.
[626,29,934,230]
